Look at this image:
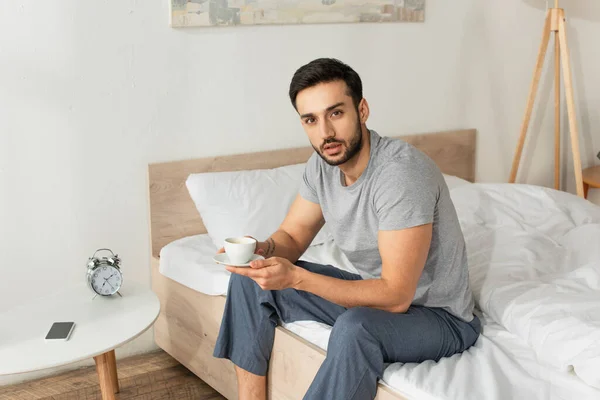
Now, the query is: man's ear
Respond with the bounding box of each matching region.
[358,98,370,123]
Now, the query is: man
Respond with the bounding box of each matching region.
[213,58,480,400]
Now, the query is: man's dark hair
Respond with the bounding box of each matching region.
[289,58,363,110]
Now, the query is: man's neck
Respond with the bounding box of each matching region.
[339,127,371,187]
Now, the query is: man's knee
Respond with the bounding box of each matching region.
[329,307,374,345]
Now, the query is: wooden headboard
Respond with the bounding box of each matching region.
[148,129,476,258]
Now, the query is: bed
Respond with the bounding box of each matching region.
[147,129,600,399]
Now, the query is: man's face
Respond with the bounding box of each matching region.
[295,80,365,166]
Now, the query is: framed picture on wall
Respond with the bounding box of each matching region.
[169,0,426,28]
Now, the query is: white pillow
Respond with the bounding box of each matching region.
[443,173,472,190]
[186,163,331,250]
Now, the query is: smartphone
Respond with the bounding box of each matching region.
[45,322,75,341]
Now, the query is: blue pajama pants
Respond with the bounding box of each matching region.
[213,261,481,400]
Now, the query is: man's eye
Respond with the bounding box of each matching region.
[305,118,315,124]
[331,111,342,117]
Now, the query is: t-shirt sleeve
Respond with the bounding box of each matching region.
[299,154,320,204]
[373,162,439,231]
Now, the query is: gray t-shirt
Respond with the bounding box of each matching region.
[299,130,475,322]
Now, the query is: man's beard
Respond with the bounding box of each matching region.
[313,120,363,167]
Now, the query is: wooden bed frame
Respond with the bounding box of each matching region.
[148,129,477,399]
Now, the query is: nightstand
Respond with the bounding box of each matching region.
[0,282,160,400]
[582,165,600,199]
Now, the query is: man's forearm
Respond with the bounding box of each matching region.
[259,230,304,263]
[294,267,411,313]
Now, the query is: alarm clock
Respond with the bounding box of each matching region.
[86,248,123,297]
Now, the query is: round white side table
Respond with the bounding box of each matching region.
[0,281,160,400]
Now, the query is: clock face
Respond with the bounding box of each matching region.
[91,265,122,296]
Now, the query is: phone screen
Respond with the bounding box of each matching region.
[45,322,75,340]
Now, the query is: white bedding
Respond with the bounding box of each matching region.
[452,184,600,389]
[158,183,600,399]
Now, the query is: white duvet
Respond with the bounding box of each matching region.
[159,183,600,398]
[451,184,600,389]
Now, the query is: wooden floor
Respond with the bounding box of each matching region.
[0,350,226,400]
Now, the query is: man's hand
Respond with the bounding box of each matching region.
[226,257,301,291]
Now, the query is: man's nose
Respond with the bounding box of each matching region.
[318,119,335,140]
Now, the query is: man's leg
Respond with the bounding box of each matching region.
[304,306,481,400]
[234,366,266,400]
[213,261,362,398]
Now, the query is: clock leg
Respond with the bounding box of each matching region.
[94,350,119,400]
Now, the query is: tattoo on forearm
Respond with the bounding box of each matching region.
[266,238,276,257]
[265,239,272,257]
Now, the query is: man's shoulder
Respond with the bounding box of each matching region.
[369,133,442,194]
[372,135,438,176]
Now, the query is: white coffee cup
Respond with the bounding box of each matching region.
[224,237,257,264]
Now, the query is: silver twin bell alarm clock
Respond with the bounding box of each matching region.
[86,248,123,298]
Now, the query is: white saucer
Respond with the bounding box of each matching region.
[213,253,265,267]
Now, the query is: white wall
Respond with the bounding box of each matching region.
[1,0,599,386]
